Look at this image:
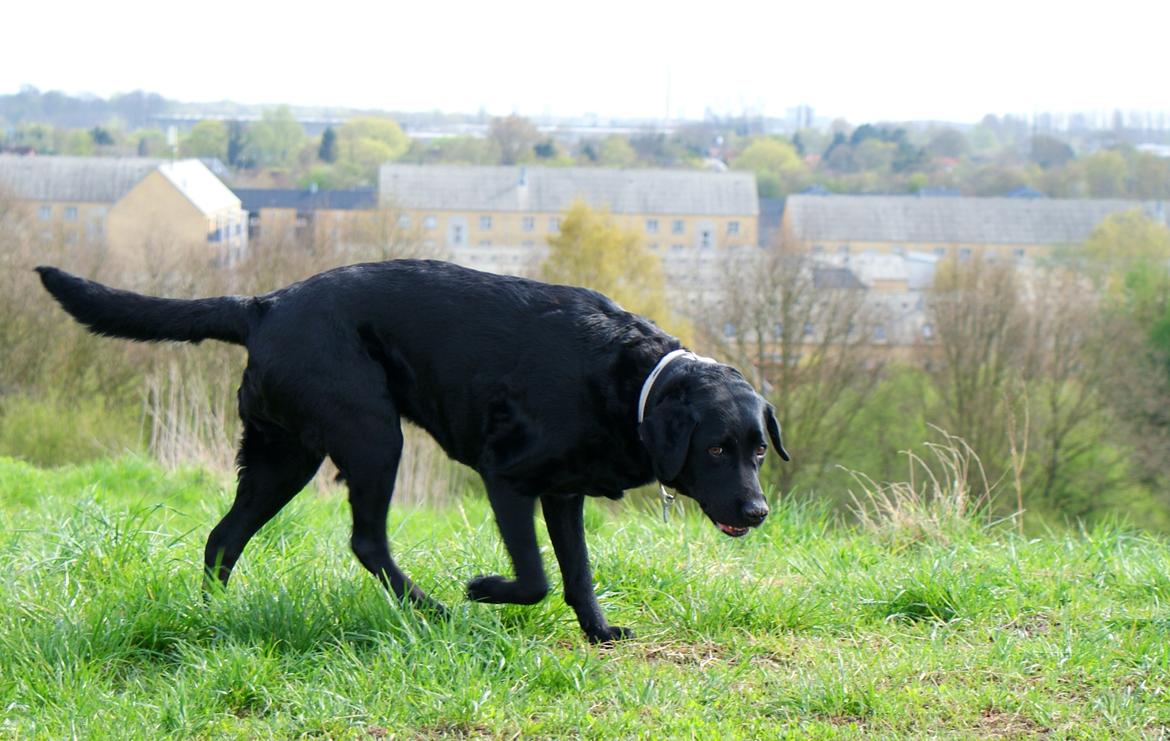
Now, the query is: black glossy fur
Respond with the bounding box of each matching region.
[36,259,789,642]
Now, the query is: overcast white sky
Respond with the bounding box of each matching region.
[3,0,1167,124]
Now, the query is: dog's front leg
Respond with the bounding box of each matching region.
[541,494,632,643]
[467,480,549,605]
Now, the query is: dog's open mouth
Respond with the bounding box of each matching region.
[717,522,750,537]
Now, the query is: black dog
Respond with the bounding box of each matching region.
[36,259,788,642]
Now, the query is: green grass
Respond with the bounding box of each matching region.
[2,457,1170,738]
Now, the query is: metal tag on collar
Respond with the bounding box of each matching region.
[659,484,676,523]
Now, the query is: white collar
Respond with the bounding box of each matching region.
[637,349,717,424]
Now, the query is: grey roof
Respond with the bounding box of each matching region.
[0,155,239,215]
[236,187,377,212]
[0,154,160,203]
[812,266,866,290]
[379,164,758,216]
[786,194,1170,245]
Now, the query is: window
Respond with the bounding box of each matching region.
[838,244,850,255]
[671,244,685,252]
[478,239,491,246]
[64,206,78,221]
[523,216,535,232]
[397,215,411,228]
[933,246,947,257]
[479,215,492,230]
[874,325,887,341]
[803,322,814,338]
[452,224,464,245]
[811,244,825,254]
[648,243,659,251]
[922,323,934,340]
[646,219,659,233]
[671,219,685,234]
[1013,248,1025,259]
[38,205,52,220]
[773,322,783,338]
[728,221,740,235]
[424,215,437,230]
[958,247,972,261]
[548,217,560,232]
[723,322,737,338]
[699,229,713,249]
[522,240,535,248]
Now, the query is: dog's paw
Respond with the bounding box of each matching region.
[585,625,634,644]
[467,575,548,605]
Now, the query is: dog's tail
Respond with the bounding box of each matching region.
[35,266,255,346]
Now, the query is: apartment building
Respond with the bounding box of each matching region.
[781,194,1170,262]
[0,154,247,266]
[377,164,760,280]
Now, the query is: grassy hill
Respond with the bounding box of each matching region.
[1,456,1169,738]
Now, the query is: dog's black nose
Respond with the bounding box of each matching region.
[742,501,769,525]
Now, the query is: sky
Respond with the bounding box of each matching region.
[3,0,1168,124]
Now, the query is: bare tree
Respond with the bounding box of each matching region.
[926,256,1031,481]
[702,243,881,493]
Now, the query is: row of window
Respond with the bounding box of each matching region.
[645,219,740,236]
[722,322,936,342]
[39,204,107,222]
[397,214,563,233]
[812,243,1029,260]
[394,214,743,238]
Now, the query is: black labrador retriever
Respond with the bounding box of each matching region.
[36,259,789,642]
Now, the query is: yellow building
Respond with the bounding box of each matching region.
[780,194,1170,262]
[377,164,759,278]
[0,155,247,267]
[235,187,387,249]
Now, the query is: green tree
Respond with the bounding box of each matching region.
[1080,150,1127,198]
[403,135,500,165]
[227,120,247,167]
[730,137,804,197]
[181,120,228,160]
[89,126,115,147]
[318,126,338,163]
[597,135,637,167]
[540,201,688,341]
[132,128,167,157]
[335,117,408,182]
[245,107,305,168]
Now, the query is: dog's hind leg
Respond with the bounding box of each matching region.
[204,423,323,592]
[467,480,549,605]
[331,412,448,618]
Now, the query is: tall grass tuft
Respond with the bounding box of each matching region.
[844,426,1000,544]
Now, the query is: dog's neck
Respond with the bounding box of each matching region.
[636,349,716,425]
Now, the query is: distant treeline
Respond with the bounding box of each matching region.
[4,87,1170,200]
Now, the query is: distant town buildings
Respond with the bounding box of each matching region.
[7,152,1170,365]
[0,154,247,266]
[782,194,1170,262]
[377,164,760,280]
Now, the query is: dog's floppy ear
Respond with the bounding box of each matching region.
[764,403,791,461]
[639,400,699,482]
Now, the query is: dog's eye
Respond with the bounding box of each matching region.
[708,446,724,457]
[755,445,767,458]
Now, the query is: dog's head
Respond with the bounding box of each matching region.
[638,362,790,537]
